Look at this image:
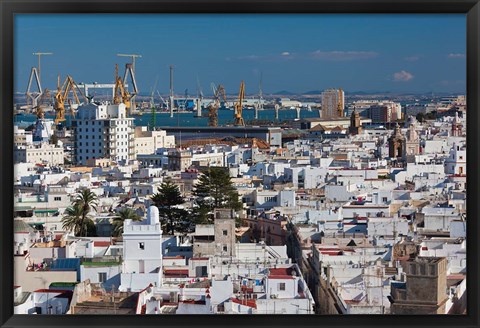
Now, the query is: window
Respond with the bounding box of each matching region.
[223,230,228,236]
[382,197,388,202]
[410,263,417,275]
[54,196,61,201]
[98,272,107,283]
[420,264,426,275]
[278,283,286,291]
[139,242,145,250]
[222,245,228,252]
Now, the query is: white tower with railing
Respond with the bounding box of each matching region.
[119,205,163,292]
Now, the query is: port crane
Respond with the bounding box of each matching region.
[337,88,344,117]
[207,83,227,127]
[34,89,51,120]
[234,80,246,126]
[156,90,169,109]
[26,67,42,110]
[113,64,138,116]
[53,75,87,125]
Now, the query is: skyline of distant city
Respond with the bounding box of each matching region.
[14,14,466,95]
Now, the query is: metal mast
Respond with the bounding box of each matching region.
[255,72,264,120]
[169,65,175,118]
[195,76,203,118]
[32,52,53,83]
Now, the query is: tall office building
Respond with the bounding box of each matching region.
[72,102,135,165]
[321,88,345,119]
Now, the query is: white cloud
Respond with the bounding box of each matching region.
[448,53,465,59]
[393,70,414,82]
[281,52,290,56]
[310,50,378,61]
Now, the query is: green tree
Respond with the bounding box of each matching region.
[192,167,242,222]
[111,207,143,237]
[416,112,426,123]
[73,189,99,237]
[62,204,96,237]
[151,178,186,234]
[49,133,59,145]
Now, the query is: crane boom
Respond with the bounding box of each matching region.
[207,84,226,127]
[54,75,87,124]
[234,80,245,126]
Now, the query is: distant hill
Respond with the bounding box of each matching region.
[272,90,295,95]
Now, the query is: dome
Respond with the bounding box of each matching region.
[148,205,160,225]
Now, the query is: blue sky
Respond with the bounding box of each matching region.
[15,14,466,95]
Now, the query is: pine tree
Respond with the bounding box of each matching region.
[151,178,186,234]
[192,167,242,222]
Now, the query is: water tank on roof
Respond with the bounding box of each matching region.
[148,205,160,225]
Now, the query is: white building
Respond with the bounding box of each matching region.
[444,143,466,176]
[120,205,163,292]
[14,125,33,146]
[33,119,55,142]
[73,102,135,165]
[14,142,64,165]
[134,126,175,155]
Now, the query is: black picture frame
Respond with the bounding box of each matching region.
[1,1,479,328]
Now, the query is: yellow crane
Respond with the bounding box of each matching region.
[113,64,133,115]
[337,88,344,117]
[234,80,245,126]
[54,75,86,125]
[207,84,227,127]
[34,89,51,120]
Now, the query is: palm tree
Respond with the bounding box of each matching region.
[112,207,142,237]
[62,204,96,237]
[74,189,99,237]
[62,204,83,236]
